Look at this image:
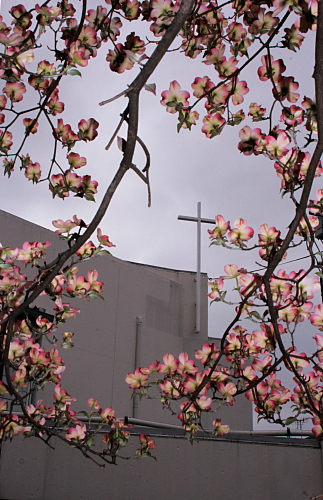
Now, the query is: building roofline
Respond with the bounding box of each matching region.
[126,260,208,277]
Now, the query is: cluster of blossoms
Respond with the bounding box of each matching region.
[126,349,232,437]
[0,0,316,187]
[0,219,143,459]
[160,74,318,178]
[208,215,321,316]
[127,198,323,438]
[0,217,155,459]
[0,2,144,195]
[157,2,318,216]
[237,115,322,192]
[208,213,320,261]
[127,313,323,437]
[50,172,98,201]
[1,382,153,461]
[64,397,155,461]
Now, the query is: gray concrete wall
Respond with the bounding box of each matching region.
[55,254,210,424]
[0,434,322,500]
[0,209,252,429]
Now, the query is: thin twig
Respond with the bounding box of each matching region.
[99,88,131,106]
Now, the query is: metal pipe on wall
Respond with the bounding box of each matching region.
[196,201,201,333]
[132,316,142,418]
[125,417,314,437]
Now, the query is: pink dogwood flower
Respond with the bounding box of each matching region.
[22,118,38,134]
[265,132,290,158]
[218,56,238,78]
[97,228,115,247]
[208,215,230,238]
[238,126,265,155]
[125,368,149,389]
[310,304,323,329]
[258,224,281,245]
[288,349,309,372]
[106,44,134,73]
[212,419,230,436]
[78,118,99,142]
[87,270,103,293]
[228,218,254,244]
[312,416,323,438]
[25,162,41,183]
[207,278,224,300]
[203,45,226,66]
[99,407,115,421]
[54,384,76,407]
[158,353,179,375]
[195,343,219,365]
[274,76,300,103]
[191,76,215,98]
[67,152,87,170]
[248,102,266,121]
[280,105,304,126]
[0,131,13,152]
[257,55,286,82]
[55,119,78,147]
[218,382,237,404]
[221,264,243,279]
[177,352,198,375]
[201,113,226,138]
[66,275,91,297]
[66,424,87,442]
[75,241,96,259]
[160,80,190,113]
[3,81,26,102]
[52,217,78,235]
[226,79,249,105]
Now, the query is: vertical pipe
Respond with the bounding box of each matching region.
[132,316,142,418]
[31,310,45,407]
[196,202,201,333]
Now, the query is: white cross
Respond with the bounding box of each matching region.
[178,202,215,333]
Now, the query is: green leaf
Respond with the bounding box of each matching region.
[87,291,104,300]
[67,68,82,77]
[87,436,95,447]
[61,342,74,349]
[285,417,297,426]
[250,310,262,320]
[210,239,225,246]
[210,128,221,138]
[78,411,90,418]
[94,249,111,257]
[0,262,14,269]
